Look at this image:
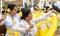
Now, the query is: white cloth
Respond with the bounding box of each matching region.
[49,4,52,8]
[30,7,34,12]
[0,14,20,36]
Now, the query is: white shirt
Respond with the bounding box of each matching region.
[12,12,52,36]
[0,14,20,30]
[49,4,52,8]
[55,1,60,8]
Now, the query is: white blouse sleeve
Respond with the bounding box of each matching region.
[12,22,27,33]
[31,12,52,23]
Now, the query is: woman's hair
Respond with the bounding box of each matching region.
[2,10,5,13]
[46,6,50,10]
[21,8,31,20]
[7,4,16,11]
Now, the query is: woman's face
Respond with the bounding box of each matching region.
[26,12,32,21]
[34,7,39,11]
[10,7,17,16]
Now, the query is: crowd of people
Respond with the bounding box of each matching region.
[0,0,60,36]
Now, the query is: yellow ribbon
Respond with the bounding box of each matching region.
[18,12,22,17]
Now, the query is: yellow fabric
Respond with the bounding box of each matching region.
[47,17,53,30]
[47,17,53,23]
[39,27,48,36]
[35,17,53,29]
[32,10,43,36]
[32,10,43,18]
[32,10,49,36]
[46,15,57,36]
[36,20,49,36]
[32,10,55,36]
[39,17,53,36]
[18,12,22,17]
[7,30,20,36]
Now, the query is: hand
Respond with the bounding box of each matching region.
[1,15,6,21]
[52,10,57,14]
[45,11,52,17]
[26,24,33,32]
[29,24,34,29]
[26,29,32,32]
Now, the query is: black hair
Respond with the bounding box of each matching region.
[21,8,31,20]
[7,4,16,11]
[2,10,5,13]
[17,10,20,13]
[17,8,20,13]
[46,6,50,10]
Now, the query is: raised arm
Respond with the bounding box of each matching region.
[31,11,52,23]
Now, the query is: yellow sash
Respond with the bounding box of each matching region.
[36,20,49,36]
[7,30,20,36]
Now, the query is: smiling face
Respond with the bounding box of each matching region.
[21,8,32,21]
[10,7,17,16]
[7,4,17,16]
[25,12,32,21]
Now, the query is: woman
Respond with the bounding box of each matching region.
[12,8,52,36]
[0,4,20,36]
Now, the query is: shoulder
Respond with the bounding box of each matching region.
[15,14,20,18]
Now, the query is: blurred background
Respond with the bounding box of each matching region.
[2,0,60,13]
